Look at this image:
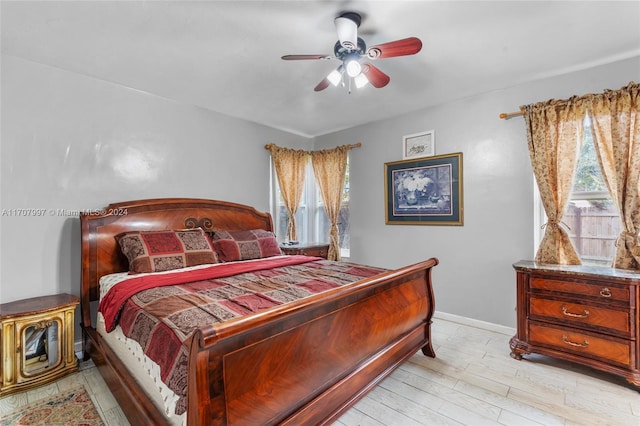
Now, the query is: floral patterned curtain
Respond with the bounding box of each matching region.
[266,145,309,241]
[311,145,350,261]
[587,82,640,270]
[522,98,584,265]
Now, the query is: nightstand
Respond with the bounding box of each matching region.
[0,294,79,396]
[280,243,330,259]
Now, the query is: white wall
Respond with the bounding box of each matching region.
[0,54,310,304]
[315,57,640,327]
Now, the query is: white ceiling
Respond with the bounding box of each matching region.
[2,1,639,137]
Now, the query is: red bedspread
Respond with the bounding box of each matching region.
[99,256,387,415]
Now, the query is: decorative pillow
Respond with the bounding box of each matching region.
[209,229,282,262]
[116,228,219,273]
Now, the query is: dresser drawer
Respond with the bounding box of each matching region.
[529,297,631,336]
[529,322,631,368]
[530,277,630,303]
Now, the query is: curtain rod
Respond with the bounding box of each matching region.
[264,142,362,150]
[499,111,525,120]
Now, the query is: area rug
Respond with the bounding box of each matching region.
[0,385,104,426]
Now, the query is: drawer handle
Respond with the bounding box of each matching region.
[599,287,612,298]
[561,305,589,318]
[562,335,589,348]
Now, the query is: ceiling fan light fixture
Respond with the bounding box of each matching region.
[334,13,359,49]
[283,11,421,92]
[345,58,361,77]
[353,74,369,89]
[354,73,369,88]
[327,67,344,86]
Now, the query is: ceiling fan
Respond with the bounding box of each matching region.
[282,12,422,92]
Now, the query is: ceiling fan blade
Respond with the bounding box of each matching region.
[314,78,331,92]
[366,37,422,59]
[361,63,390,88]
[282,54,332,60]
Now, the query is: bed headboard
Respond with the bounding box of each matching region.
[80,198,274,328]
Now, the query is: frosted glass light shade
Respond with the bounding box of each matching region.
[354,73,369,88]
[334,16,357,49]
[345,59,361,77]
[327,68,343,86]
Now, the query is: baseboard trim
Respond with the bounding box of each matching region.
[75,341,83,359]
[433,311,515,336]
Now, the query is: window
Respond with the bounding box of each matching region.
[271,157,351,257]
[535,117,619,265]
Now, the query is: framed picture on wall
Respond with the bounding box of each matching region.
[402,130,435,159]
[385,152,463,226]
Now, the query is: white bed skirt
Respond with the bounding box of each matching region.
[97,313,186,425]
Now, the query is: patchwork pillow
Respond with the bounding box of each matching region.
[116,228,219,273]
[209,229,282,262]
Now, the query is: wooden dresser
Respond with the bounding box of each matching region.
[510,261,640,388]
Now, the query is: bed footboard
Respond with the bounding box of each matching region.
[188,258,438,425]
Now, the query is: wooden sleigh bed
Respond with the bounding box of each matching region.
[80,198,438,425]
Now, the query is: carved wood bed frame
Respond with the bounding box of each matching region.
[80,198,438,425]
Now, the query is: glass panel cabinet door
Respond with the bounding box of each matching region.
[20,318,61,377]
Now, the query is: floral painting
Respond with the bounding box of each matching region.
[393,165,452,215]
[385,153,463,225]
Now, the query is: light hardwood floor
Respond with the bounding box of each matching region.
[1,316,638,425]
